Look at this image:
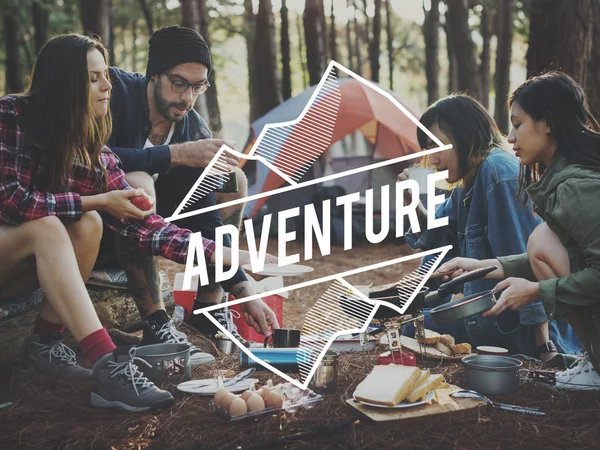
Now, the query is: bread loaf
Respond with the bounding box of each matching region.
[452,343,472,354]
[439,334,455,348]
[406,374,445,403]
[354,364,422,406]
[433,342,453,356]
[416,329,441,345]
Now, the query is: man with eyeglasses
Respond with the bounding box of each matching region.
[99,26,279,360]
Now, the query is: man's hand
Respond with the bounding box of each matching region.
[231,281,280,337]
[483,278,539,316]
[170,139,239,169]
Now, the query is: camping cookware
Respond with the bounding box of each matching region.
[430,288,501,325]
[461,355,522,395]
[309,350,339,392]
[264,328,302,348]
[365,265,498,319]
[134,343,192,384]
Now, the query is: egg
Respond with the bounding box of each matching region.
[214,388,230,406]
[259,386,272,398]
[240,390,254,401]
[264,391,283,408]
[220,393,236,412]
[229,397,248,417]
[246,394,266,412]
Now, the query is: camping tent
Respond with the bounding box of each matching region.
[242,77,423,235]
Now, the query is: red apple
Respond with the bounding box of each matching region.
[130,193,155,211]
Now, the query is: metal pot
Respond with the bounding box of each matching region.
[310,350,339,392]
[135,343,192,384]
[462,355,522,395]
[430,289,500,325]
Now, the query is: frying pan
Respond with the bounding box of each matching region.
[430,289,501,325]
[340,266,498,319]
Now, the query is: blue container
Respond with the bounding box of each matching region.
[240,348,311,372]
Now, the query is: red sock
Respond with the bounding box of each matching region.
[33,316,65,336]
[80,328,116,365]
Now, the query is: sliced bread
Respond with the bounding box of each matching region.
[354,364,422,406]
[406,373,445,403]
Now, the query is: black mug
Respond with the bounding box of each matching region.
[264,328,301,348]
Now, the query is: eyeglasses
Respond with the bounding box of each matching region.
[162,72,210,95]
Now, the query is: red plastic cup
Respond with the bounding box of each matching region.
[377,349,417,366]
[476,346,509,356]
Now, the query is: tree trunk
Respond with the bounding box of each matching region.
[319,0,328,62]
[198,0,222,133]
[297,12,309,89]
[353,0,363,76]
[245,0,261,122]
[494,0,513,134]
[479,3,492,108]
[526,0,600,118]
[346,0,355,71]
[370,0,382,82]
[80,0,111,49]
[4,0,24,93]
[281,0,292,100]
[423,0,440,104]
[132,20,138,73]
[138,0,154,34]
[386,0,394,90]
[329,0,338,63]
[181,0,200,31]
[362,0,371,48]
[32,0,51,55]
[445,21,459,93]
[304,0,327,86]
[587,2,600,120]
[255,0,282,115]
[445,0,481,100]
[109,0,116,66]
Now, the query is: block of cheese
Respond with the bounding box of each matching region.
[416,329,441,345]
[406,374,445,403]
[354,364,422,406]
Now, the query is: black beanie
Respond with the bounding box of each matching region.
[146,26,212,78]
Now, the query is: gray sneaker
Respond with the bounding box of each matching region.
[141,319,215,366]
[22,334,92,381]
[91,347,174,412]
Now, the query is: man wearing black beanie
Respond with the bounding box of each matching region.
[100,26,279,351]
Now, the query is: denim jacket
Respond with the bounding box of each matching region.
[406,149,581,355]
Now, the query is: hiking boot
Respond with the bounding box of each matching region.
[22,334,92,382]
[91,347,174,412]
[141,319,215,366]
[555,353,600,391]
[186,302,250,346]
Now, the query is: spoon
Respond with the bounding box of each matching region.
[451,389,545,416]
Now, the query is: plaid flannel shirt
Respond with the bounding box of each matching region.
[0,95,214,264]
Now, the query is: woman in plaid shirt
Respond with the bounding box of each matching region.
[0,34,246,412]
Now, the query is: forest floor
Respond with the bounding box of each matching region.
[1,240,600,449]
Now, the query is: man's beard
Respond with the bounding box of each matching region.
[154,81,191,122]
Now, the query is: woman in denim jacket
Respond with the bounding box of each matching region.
[401,94,580,360]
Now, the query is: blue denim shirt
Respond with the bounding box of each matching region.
[406,149,581,355]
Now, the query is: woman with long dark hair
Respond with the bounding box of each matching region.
[439,72,600,390]
[400,93,580,360]
[0,34,247,410]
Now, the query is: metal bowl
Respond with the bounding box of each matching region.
[462,355,522,395]
[430,289,498,325]
[135,343,192,384]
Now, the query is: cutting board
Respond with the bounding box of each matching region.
[346,386,486,422]
[380,335,474,361]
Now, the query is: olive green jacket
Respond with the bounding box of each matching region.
[497,153,600,320]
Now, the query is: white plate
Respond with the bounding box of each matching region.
[242,263,314,277]
[353,390,435,409]
[176,378,260,395]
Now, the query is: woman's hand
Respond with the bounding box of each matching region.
[241,299,281,337]
[483,278,539,316]
[102,189,153,220]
